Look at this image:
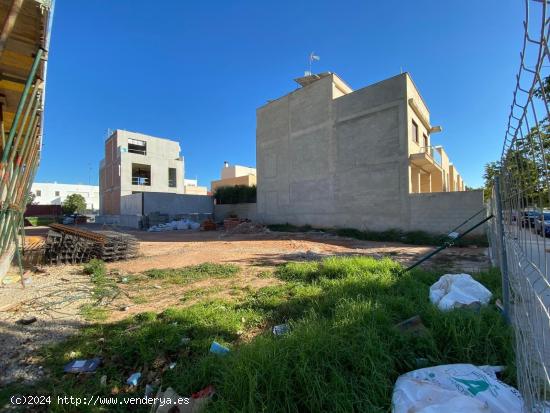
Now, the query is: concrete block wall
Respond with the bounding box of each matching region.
[257,73,411,231]
[142,193,214,217]
[408,190,485,235]
[214,203,257,222]
[95,214,142,229]
[121,193,142,215]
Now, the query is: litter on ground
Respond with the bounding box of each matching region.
[209,341,230,355]
[391,364,524,413]
[272,324,290,336]
[148,219,201,232]
[126,372,141,386]
[429,273,492,311]
[63,358,101,374]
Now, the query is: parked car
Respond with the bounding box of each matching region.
[62,214,88,225]
[535,212,550,237]
[521,210,539,228]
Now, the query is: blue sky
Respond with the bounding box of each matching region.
[39,0,522,189]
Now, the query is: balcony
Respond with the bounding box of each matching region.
[132,163,151,186]
[132,176,150,186]
[409,146,443,173]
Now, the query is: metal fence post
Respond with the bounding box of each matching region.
[494,176,510,322]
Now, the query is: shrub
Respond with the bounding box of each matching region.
[214,185,256,204]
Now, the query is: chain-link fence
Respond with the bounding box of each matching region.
[487,0,550,410]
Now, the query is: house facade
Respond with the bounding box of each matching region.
[256,72,482,234]
[31,183,100,211]
[211,163,257,192]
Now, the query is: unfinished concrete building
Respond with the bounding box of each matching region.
[256,72,483,234]
[99,130,185,215]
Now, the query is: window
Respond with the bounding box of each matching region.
[55,191,60,196]
[128,138,147,155]
[168,168,177,188]
[412,120,419,144]
[36,190,41,197]
[132,163,151,186]
[423,134,428,148]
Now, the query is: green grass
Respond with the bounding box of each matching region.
[144,263,240,285]
[1,257,513,412]
[25,216,57,226]
[268,223,488,247]
[79,260,119,320]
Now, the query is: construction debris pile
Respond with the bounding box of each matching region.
[45,224,139,264]
[224,220,268,235]
[148,219,201,232]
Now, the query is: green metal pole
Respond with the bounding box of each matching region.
[401,215,494,274]
[0,92,40,203]
[0,127,39,253]
[1,137,37,250]
[7,82,40,166]
[0,48,43,164]
[0,115,39,252]
[1,143,38,253]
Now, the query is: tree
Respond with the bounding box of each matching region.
[62,194,87,214]
[26,192,37,205]
[483,161,501,202]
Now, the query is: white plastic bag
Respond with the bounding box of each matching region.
[429,274,492,311]
[392,364,524,413]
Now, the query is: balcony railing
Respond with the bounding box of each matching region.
[415,146,442,166]
[132,176,150,186]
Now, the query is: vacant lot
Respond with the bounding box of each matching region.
[0,227,497,410]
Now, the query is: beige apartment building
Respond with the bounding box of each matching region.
[99,130,185,215]
[184,179,208,195]
[211,162,256,192]
[256,72,482,234]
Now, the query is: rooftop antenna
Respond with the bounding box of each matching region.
[306,52,320,76]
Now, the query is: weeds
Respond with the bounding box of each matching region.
[144,263,239,284]
[80,259,118,320]
[2,258,512,412]
[268,223,488,247]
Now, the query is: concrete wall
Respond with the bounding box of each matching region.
[214,203,257,221]
[408,190,485,235]
[95,214,143,229]
[142,193,213,216]
[257,73,410,231]
[120,193,142,215]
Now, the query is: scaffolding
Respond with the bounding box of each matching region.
[0,0,54,282]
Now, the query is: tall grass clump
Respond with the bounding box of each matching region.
[144,263,239,284]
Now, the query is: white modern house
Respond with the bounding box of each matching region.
[31,182,100,212]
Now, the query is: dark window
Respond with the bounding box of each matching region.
[55,191,60,196]
[36,190,41,197]
[168,168,177,188]
[132,163,151,186]
[423,134,428,148]
[412,120,419,143]
[128,138,147,155]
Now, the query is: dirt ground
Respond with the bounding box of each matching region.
[0,226,489,385]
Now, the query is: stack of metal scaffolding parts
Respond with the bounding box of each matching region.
[45,224,138,264]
